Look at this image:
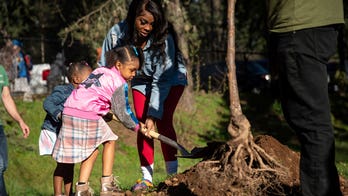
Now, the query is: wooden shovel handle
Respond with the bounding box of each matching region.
[148,130,160,139]
[111,113,190,156]
[112,114,120,121]
[112,113,159,139]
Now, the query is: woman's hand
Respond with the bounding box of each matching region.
[140,124,152,138]
[145,117,156,132]
[140,117,156,139]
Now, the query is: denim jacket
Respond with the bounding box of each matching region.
[100,21,187,119]
[41,84,74,133]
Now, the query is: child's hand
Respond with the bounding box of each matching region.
[140,125,152,139]
[102,112,114,122]
[57,112,62,120]
[145,117,156,133]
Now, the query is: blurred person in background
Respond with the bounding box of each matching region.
[0,43,30,196]
[47,52,66,94]
[12,39,33,102]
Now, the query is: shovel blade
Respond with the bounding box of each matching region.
[157,135,192,156]
[176,147,207,159]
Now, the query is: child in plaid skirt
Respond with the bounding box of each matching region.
[52,45,149,196]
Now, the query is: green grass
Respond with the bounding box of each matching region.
[1,91,348,195]
[1,98,201,195]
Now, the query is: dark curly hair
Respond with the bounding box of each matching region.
[125,0,167,63]
[66,61,92,83]
[105,45,143,69]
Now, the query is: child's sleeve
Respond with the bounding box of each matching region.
[110,83,139,131]
[43,86,70,122]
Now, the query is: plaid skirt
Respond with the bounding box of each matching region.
[52,115,118,163]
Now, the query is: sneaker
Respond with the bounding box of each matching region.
[131,179,153,191]
[100,174,122,195]
[75,182,94,196]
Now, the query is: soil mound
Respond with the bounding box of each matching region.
[156,135,301,196]
[107,119,348,195]
[155,135,347,196]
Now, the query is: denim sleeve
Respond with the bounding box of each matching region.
[147,35,177,119]
[43,85,72,123]
[100,29,114,67]
[100,22,124,67]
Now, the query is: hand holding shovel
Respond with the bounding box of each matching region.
[110,112,205,158]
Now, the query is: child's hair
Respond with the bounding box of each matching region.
[66,61,91,82]
[105,45,143,68]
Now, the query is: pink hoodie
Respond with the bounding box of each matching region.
[63,66,125,120]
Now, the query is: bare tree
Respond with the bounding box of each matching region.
[156,1,300,195]
[58,0,128,48]
[208,0,288,193]
[159,1,288,194]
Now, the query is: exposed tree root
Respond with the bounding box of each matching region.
[196,114,290,195]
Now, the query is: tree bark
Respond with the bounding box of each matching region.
[226,0,250,139]
[165,0,195,112]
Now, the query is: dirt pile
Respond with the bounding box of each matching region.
[156,135,347,196]
[155,135,301,196]
[107,120,347,196]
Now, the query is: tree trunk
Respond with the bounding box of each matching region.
[215,0,287,192]
[226,0,250,140]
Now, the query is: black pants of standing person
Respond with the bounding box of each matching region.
[269,26,342,196]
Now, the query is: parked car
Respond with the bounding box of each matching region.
[29,63,50,94]
[237,59,271,94]
[196,59,271,94]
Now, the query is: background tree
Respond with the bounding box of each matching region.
[164,0,199,112]
[0,0,109,64]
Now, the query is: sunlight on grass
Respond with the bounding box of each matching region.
[2,92,348,195]
[3,98,200,195]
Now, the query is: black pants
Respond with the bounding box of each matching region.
[269,26,342,196]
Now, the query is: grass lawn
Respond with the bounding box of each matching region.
[1,91,347,195]
[1,97,200,195]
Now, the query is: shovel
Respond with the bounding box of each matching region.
[148,130,210,159]
[147,130,193,157]
[109,112,203,158]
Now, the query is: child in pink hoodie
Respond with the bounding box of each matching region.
[52,45,148,195]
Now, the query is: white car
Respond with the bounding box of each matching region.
[30,63,50,94]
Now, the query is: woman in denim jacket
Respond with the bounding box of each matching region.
[100,0,187,191]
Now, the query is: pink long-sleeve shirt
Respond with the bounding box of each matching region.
[63,66,125,120]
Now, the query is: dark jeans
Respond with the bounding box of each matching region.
[269,26,342,196]
[0,125,8,196]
